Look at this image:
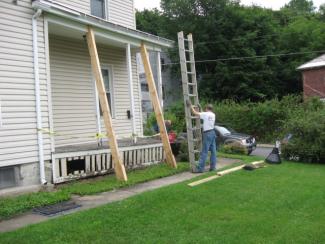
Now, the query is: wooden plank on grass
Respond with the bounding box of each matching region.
[188,161,265,187]
[188,175,221,187]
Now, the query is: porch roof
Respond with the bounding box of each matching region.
[32,0,174,50]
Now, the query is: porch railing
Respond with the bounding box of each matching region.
[52,143,164,184]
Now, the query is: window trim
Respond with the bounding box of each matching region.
[100,64,115,118]
[90,0,108,20]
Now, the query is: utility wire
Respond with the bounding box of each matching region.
[161,49,325,66]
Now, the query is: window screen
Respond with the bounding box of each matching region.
[100,68,113,116]
[91,0,106,19]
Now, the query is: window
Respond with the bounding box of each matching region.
[0,167,17,189]
[141,83,149,92]
[99,68,114,117]
[91,0,106,19]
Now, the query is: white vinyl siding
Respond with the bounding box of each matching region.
[49,35,97,146]
[49,36,142,146]
[52,0,135,29]
[0,0,51,167]
[108,0,136,29]
[53,0,90,14]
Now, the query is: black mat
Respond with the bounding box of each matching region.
[33,201,81,216]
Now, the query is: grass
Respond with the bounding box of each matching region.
[0,162,189,221]
[1,160,325,243]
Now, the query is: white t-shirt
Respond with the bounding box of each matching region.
[199,111,215,131]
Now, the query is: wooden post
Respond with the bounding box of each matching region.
[140,43,177,168]
[86,26,127,181]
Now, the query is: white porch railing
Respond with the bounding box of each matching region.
[52,143,164,184]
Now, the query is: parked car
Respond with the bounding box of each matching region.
[214,125,256,155]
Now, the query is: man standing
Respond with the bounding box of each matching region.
[190,104,217,173]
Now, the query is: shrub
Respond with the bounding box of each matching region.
[282,98,325,163]
[220,142,248,155]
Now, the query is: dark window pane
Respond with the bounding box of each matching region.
[91,0,105,19]
[141,83,149,92]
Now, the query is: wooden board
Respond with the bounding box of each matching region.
[140,43,177,168]
[86,26,127,181]
[188,161,265,187]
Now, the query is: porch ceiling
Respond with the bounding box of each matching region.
[48,22,126,48]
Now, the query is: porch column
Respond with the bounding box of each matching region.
[126,43,137,138]
[156,51,163,108]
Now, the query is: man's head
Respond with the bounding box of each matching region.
[205,104,213,112]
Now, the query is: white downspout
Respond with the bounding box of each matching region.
[156,51,163,108]
[126,43,137,142]
[33,9,47,185]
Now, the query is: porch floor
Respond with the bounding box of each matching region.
[55,136,162,153]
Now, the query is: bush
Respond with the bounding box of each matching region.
[219,142,248,155]
[282,98,325,163]
[144,101,186,135]
[213,95,302,142]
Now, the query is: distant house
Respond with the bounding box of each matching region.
[297,54,325,100]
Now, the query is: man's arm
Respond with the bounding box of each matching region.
[191,106,200,117]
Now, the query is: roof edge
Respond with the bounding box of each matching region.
[32,0,174,48]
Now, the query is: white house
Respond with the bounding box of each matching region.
[0,0,173,190]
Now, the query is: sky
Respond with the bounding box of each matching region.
[134,0,324,11]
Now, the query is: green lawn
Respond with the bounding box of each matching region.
[1,161,325,243]
[0,162,189,220]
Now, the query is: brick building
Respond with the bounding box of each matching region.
[297,54,325,100]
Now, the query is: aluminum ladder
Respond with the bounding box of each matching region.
[178,31,202,171]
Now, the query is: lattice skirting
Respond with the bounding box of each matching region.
[52,144,164,184]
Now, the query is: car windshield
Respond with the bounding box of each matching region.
[215,126,231,136]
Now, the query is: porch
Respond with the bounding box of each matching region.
[52,137,164,184]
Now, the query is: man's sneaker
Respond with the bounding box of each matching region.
[209,168,217,172]
[192,168,204,173]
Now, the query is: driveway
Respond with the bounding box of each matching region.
[251,145,273,158]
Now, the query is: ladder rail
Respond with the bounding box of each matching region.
[178,31,202,171]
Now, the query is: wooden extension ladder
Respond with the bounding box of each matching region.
[178,32,202,171]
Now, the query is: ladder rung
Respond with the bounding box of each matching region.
[188,94,197,97]
[187,72,195,75]
[188,128,201,131]
[189,138,200,142]
[188,83,196,86]
[190,150,201,154]
[186,61,194,63]
[190,116,199,119]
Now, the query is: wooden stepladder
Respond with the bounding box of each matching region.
[178,32,202,171]
[140,43,177,168]
[86,26,128,181]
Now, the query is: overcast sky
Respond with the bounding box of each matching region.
[134,0,324,11]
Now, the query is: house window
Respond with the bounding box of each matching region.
[91,0,106,19]
[99,68,114,117]
[0,167,17,189]
[141,83,149,92]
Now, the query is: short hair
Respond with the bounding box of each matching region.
[206,104,213,111]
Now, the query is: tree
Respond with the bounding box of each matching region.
[136,0,325,102]
[282,0,315,14]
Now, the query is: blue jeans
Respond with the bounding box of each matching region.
[197,130,217,172]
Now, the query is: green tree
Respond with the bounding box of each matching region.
[282,0,316,14]
[136,0,325,102]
